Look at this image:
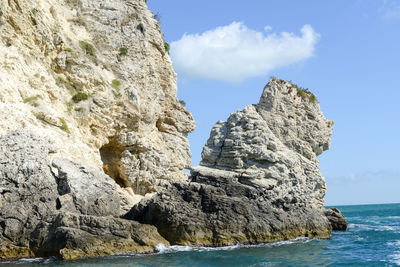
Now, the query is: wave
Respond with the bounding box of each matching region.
[387,240,400,266]
[155,237,312,254]
[389,250,400,265]
[1,257,46,264]
[348,223,400,233]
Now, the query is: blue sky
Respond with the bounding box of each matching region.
[147,0,400,206]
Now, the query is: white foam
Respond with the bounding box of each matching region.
[388,240,400,266]
[155,243,169,253]
[154,237,311,254]
[1,257,45,264]
[348,223,400,232]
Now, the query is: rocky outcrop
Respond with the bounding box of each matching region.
[0,131,58,259]
[0,0,346,260]
[130,78,346,246]
[30,213,167,260]
[128,166,331,246]
[0,131,168,260]
[324,208,348,231]
[0,0,194,214]
[256,79,333,162]
[1,0,190,259]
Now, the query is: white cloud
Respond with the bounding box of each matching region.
[170,22,320,82]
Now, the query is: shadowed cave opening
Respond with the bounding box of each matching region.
[99,139,128,188]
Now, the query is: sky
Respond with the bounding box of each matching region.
[147,0,400,206]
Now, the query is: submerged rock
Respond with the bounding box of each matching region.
[130,78,347,245]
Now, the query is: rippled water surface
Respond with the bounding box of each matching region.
[4,203,400,266]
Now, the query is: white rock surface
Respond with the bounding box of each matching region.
[200,78,333,210]
[0,0,194,210]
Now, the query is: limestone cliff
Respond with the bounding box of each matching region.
[0,0,347,260]
[0,0,193,259]
[130,78,346,246]
[0,0,194,213]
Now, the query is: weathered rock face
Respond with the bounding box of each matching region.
[0,131,58,258]
[256,79,333,162]
[0,0,346,259]
[30,213,167,260]
[200,79,334,210]
[130,78,345,246]
[0,0,190,259]
[0,0,194,212]
[0,131,169,259]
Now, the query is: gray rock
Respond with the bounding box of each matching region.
[0,131,167,259]
[129,78,343,246]
[30,212,168,260]
[324,208,348,231]
[52,158,119,217]
[200,104,327,210]
[0,131,58,254]
[128,170,332,246]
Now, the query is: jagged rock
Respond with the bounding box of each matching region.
[128,166,332,246]
[257,78,333,162]
[324,208,348,231]
[1,0,194,259]
[0,131,168,259]
[0,131,58,258]
[0,0,194,209]
[131,78,343,245]
[0,0,346,260]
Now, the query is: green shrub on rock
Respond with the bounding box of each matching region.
[72,92,89,102]
[111,79,121,90]
[164,42,170,54]
[119,47,128,56]
[79,41,95,57]
[23,95,42,107]
[59,118,70,133]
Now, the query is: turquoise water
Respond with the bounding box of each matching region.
[4,203,400,266]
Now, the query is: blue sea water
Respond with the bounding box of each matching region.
[3,203,400,267]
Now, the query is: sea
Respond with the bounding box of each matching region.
[3,203,400,267]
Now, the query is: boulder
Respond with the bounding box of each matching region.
[324,208,348,231]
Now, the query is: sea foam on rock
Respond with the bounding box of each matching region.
[129,78,347,245]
